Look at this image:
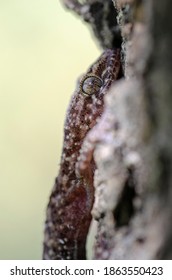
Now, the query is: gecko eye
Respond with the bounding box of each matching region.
[80,74,103,96]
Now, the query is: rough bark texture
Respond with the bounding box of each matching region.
[91,0,172,259]
[63,0,172,259]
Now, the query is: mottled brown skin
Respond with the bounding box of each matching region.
[43,49,121,260]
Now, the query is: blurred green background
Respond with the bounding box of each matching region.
[0,0,99,259]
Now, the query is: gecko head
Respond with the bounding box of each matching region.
[80,74,103,97]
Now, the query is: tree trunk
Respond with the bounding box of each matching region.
[63,0,172,259]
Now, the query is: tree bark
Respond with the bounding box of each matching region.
[63,0,172,259]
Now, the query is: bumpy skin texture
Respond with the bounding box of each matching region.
[43,49,121,260]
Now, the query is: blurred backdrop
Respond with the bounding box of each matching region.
[0,0,100,259]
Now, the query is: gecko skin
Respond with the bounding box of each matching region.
[43,49,121,260]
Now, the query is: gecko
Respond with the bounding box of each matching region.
[43,48,121,260]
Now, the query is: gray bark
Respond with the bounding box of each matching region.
[91,0,172,259]
[63,0,172,259]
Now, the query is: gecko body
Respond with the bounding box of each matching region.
[43,49,121,260]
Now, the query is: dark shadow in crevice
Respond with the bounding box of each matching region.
[113,168,137,227]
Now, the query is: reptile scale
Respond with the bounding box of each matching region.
[43,49,121,260]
